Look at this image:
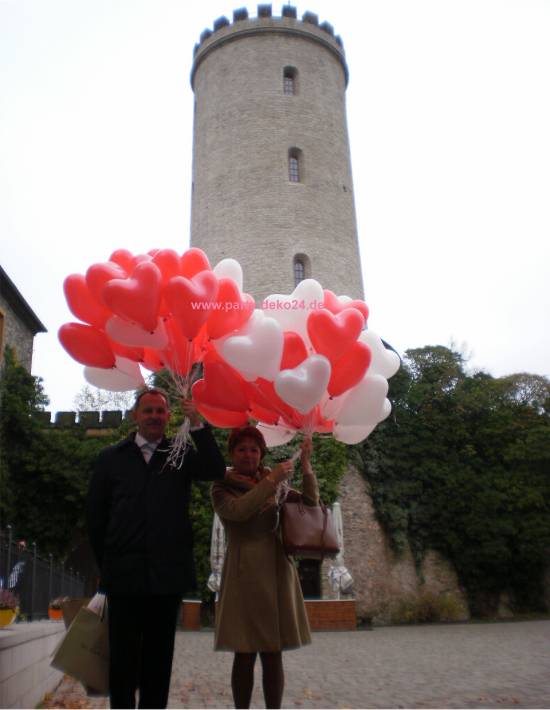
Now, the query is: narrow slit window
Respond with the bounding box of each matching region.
[289,156,299,182]
[283,66,297,95]
[294,258,305,286]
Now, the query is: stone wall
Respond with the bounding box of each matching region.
[190,7,364,303]
[0,622,64,708]
[329,465,470,624]
[0,291,35,371]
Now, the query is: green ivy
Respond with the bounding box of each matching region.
[357,346,550,616]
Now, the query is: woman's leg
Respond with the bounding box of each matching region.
[231,652,257,709]
[259,652,284,709]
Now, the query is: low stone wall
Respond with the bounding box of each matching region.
[0,621,65,708]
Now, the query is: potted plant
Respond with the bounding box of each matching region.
[0,589,18,627]
[48,596,69,621]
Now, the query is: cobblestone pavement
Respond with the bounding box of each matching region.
[44,620,550,709]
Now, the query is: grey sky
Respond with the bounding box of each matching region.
[1,0,549,413]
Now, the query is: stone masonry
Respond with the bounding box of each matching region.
[190,8,364,303]
[326,466,470,624]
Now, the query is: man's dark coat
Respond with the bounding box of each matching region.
[87,428,225,596]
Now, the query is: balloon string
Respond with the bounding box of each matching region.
[164,335,200,469]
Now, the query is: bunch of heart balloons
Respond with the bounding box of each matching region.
[59,247,400,446]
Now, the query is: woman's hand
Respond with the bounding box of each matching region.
[300,436,314,476]
[181,398,201,427]
[267,459,295,485]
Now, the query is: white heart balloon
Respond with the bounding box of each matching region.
[106,315,168,349]
[84,356,145,392]
[320,391,346,420]
[380,398,392,422]
[359,330,400,379]
[219,310,284,382]
[333,423,375,445]
[274,354,331,415]
[257,423,297,447]
[213,258,243,292]
[335,373,389,427]
[262,279,324,346]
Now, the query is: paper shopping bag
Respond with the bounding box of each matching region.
[51,605,109,694]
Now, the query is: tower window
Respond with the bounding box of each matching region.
[283,66,297,95]
[294,258,305,285]
[289,157,299,182]
[288,148,302,183]
[293,253,310,286]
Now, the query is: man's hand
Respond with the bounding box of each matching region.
[181,398,201,427]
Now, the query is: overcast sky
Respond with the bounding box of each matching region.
[2,0,549,414]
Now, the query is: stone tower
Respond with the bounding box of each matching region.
[190,4,364,303]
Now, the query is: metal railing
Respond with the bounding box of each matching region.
[0,526,86,621]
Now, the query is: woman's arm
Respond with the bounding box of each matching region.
[211,462,294,521]
[300,436,320,506]
[211,477,277,521]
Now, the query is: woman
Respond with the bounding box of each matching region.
[211,426,319,709]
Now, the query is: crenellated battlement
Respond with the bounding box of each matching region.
[33,410,131,430]
[191,4,347,87]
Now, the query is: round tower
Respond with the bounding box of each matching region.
[190,5,364,303]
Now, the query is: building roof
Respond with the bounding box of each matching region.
[0,265,47,334]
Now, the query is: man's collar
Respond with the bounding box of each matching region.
[135,432,163,449]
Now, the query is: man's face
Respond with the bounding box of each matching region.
[133,393,170,442]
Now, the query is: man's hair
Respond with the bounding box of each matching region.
[133,387,170,411]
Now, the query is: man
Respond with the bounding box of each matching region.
[87,388,225,709]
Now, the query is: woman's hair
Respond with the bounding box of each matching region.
[228,426,267,459]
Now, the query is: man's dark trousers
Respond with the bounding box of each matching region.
[108,594,181,709]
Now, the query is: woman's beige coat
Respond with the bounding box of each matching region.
[212,471,319,652]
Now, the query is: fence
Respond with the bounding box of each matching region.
[0,526,86,620]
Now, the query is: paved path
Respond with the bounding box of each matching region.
[45,620,550,708]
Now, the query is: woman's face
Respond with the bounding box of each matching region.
[231,436,262,476]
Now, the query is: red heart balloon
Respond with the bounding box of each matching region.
[250,379,305,430]
[102,261,162,332]
[133,254,153,266]
[195,402,249,428]
[86,262,127,304]
[63,274,111,327]
[328,341,372,397]
[142,347,164,372]
[192,354,249,412]
[160,317,195,376]
[307,307,365,362]
[323,290,369,321]
[206,279,254,340]
[181,248,211,278]
[248,403,280,425]
[165,271,219,340]
[280,331,308,370]
[152,249,182,285]
[109,249,134,274]
[58,323,115,368]
[109,339,144,363]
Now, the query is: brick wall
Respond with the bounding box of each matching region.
[304,599,356,630]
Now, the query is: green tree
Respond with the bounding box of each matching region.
[0,346,121,557]
[359,346,550,615]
